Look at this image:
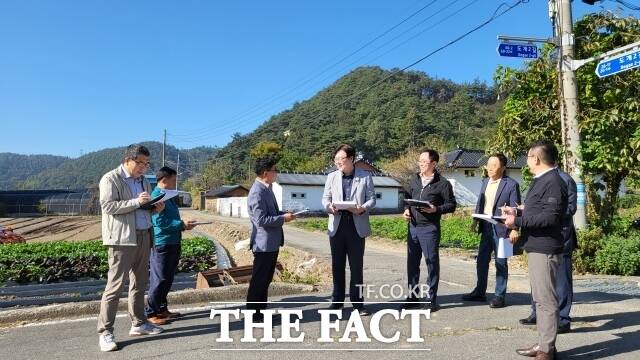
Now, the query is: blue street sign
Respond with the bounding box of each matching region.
[595,48,640,78]
[497,43,538,59]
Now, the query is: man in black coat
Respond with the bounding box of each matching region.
[402,149,456,312]
[520,165,578,334]
[504,140,568,360]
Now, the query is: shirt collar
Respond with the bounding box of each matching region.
[256,177,271,188]
[534,166,557,179]
[488,177,501,184]
[120,165,133,179]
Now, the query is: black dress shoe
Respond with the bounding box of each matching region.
[328,303,344,310]
[354,307,371,316]
[400,298,422,310]
[489,296,506,308]
[557,323,571,334]
[462,291,487,302]
[516,344,540,357]
[427,302,440,312]
[519,314,537,325]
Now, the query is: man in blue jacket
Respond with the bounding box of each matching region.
[246,155,296,322]
[463,153,521,308]
[145,166,196,325]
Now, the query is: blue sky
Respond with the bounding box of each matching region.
[0,0,634,157]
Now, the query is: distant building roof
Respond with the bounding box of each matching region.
[323,157,385,175]
[444,148,526,169]
[204,185,249,198]
[276,172,402,188]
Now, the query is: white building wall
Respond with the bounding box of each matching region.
[272,184,325,212]
[216,197,249,218]
[374,188,399,209]
[445,168,524,200]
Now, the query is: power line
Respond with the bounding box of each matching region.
[177,0,528,147]
[299,0,528,125]
[168,0,442,139]
[170,0,484,145]
[612,0,640,10]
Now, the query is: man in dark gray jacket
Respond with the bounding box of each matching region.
[463,153,521,308]
[246,155,295,322]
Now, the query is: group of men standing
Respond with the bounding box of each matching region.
[97,144,195,352]
[97,141,576,359]
[247,141,575,360]
[462,140,576,359]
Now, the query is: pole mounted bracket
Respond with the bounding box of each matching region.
[567,40,640,71]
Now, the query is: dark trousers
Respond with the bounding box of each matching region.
[407,223,440,304]
[475,222,508,297]
[145,243,181,317]
[330,215,365,307]
[530,250,573,326]
[246,251,279,312]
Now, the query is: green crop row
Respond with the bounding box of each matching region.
[0,237,216,284]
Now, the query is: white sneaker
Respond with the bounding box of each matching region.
[99,332,118,352]
[129,322,164,336]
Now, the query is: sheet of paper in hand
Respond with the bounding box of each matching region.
[333,201,357,210]
[403,199,434,208]
[471,213,507,225]
[139,192,166,210]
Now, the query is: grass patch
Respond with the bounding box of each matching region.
[293,215,480,249]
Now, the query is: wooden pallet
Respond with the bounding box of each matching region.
[196,262,284,289]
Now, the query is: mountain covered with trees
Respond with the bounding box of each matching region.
[5,142,217,190]
[188,66,501,191]
[0,153,69,190]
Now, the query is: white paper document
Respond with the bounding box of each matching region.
[190,221,212,225]
[333,200,357,210]
[472,213,506,225]
[404,199,434,208]
[160,189,179,202]
[497,237,513,258]
[293,209,309,216]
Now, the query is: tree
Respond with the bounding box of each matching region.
[250,141,282,160]
[491,12,640,229]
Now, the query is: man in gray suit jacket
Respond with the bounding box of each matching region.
[463,153,521,308]
[322,144,376,315]
[246,155,295,322]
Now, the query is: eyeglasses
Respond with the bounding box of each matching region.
[334,156,349,163]
[134,160,151,167]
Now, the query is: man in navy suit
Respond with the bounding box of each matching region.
[463,153,521,308]
[246,155,296,322]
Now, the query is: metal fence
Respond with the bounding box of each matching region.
[0,189,99,217]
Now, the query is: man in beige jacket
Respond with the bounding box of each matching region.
[97,144,165,352]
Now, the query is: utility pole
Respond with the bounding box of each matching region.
[176,151,180,191]
[555,0,587,229]
[162,129,167,167]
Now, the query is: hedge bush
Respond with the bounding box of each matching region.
[294,215,481,249]
[594,234,640,276]
[0,237,216,284]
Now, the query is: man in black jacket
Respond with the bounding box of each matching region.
[520,166,578,334]
[504,140,568,360]
[402,149,456,312]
